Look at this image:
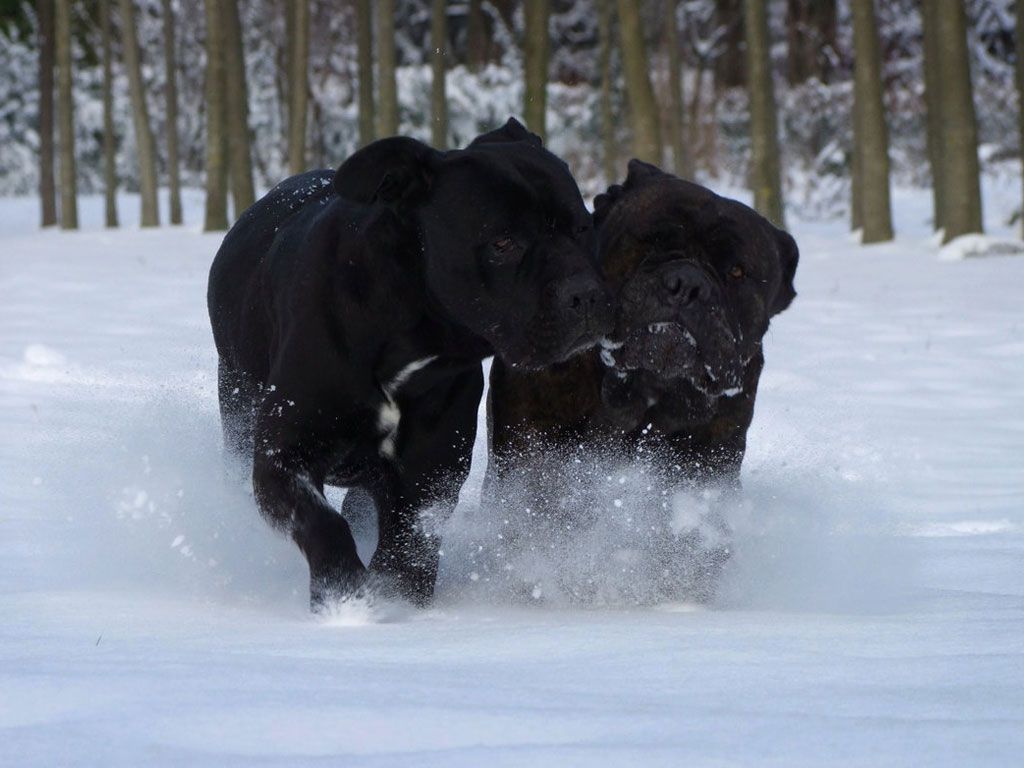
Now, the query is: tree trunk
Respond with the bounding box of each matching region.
[714,0,745,90]
[598,0,616,184]
[743,0,784,226]
[664,0,691,177]
[616,0,661,164]
[38,0,57,227]
[55,0,77,230]
[1015,0,1024,229]
[222,0,255,213]
[377,0,398,136]
[431,0,448,148]
[355,0,374,147]
[851,0,892,243]
[785,0,836,85]
[523,0,549,142]
[100,0,118,227]
[203,0,229,231]
[288,0,309,173]
[934,0,983,242]
[850,93,862,232]
[161,0,182,224]
[119,0,160,227]
[467,0,485,71]
[921,0,944,231]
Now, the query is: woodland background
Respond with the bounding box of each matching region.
[0,0,1020,244]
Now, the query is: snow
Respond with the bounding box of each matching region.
[2,184,1023,766]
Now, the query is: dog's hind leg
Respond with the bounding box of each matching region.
[217,359,258,460]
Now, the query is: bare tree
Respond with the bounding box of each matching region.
[467,0,486,72]
[714,0,745,90]
[617,0,661,164]
[850,94,862,232]
[431,0,448,148]
[203,0,229,230]
[119,0,160,226]
[921,0,944,231]
[222,0,255,212]
[100,0,118,227]
[523,0,549,142]
[785,0,836,85]
[851,0,892,242]
[287,0,309,173]
[1015,0,1024,227]
[931,0,983,241]
[161,0,182,224]
[55,0,77,230]
[38,0,57,227]
[598,0,616,183]
[664,0,691,177]
[355,0,374,146]
[743,0,784,226]
[377,0,399,137]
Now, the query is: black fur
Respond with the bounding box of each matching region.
[487,162,799,597]
[207,119,612,608]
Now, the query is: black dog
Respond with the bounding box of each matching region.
[208,119,612,608]
[487,161,798,596]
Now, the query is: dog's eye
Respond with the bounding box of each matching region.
[728,265,745,280]
[488,236,520,264]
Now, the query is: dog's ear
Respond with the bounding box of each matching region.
[623,159,665,189]
[592,183,626,229]
[771,228,799,316]
[468,117,544,148]
[332,137,442,207]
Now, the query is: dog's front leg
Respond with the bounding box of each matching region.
[369,367,484,605]
[253,452,366,609]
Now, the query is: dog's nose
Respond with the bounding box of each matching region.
[661,263,712,307]
[556,274,606,315]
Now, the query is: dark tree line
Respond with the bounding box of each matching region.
[20,0,1019,244]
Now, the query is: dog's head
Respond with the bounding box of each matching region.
[594,160,798,399]
[332,118,613,368]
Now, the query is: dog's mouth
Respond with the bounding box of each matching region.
[602,319,744,399]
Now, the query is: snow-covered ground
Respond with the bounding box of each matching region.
[2,182,1023,766]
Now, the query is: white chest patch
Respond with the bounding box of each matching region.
[377,356,437,459]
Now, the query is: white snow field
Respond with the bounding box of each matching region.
[2,182,1023,767]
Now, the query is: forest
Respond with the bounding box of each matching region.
[0,0,1020,244]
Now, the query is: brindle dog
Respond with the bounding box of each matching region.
[486,161,799,600]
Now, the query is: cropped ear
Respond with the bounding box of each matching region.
[771,228,799,316]
[468,117,544,148]
[332,137,442,207]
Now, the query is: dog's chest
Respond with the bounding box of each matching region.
[376,356,437,459]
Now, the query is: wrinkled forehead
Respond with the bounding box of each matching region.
[436,146,587,215]
[600,185,776,279]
